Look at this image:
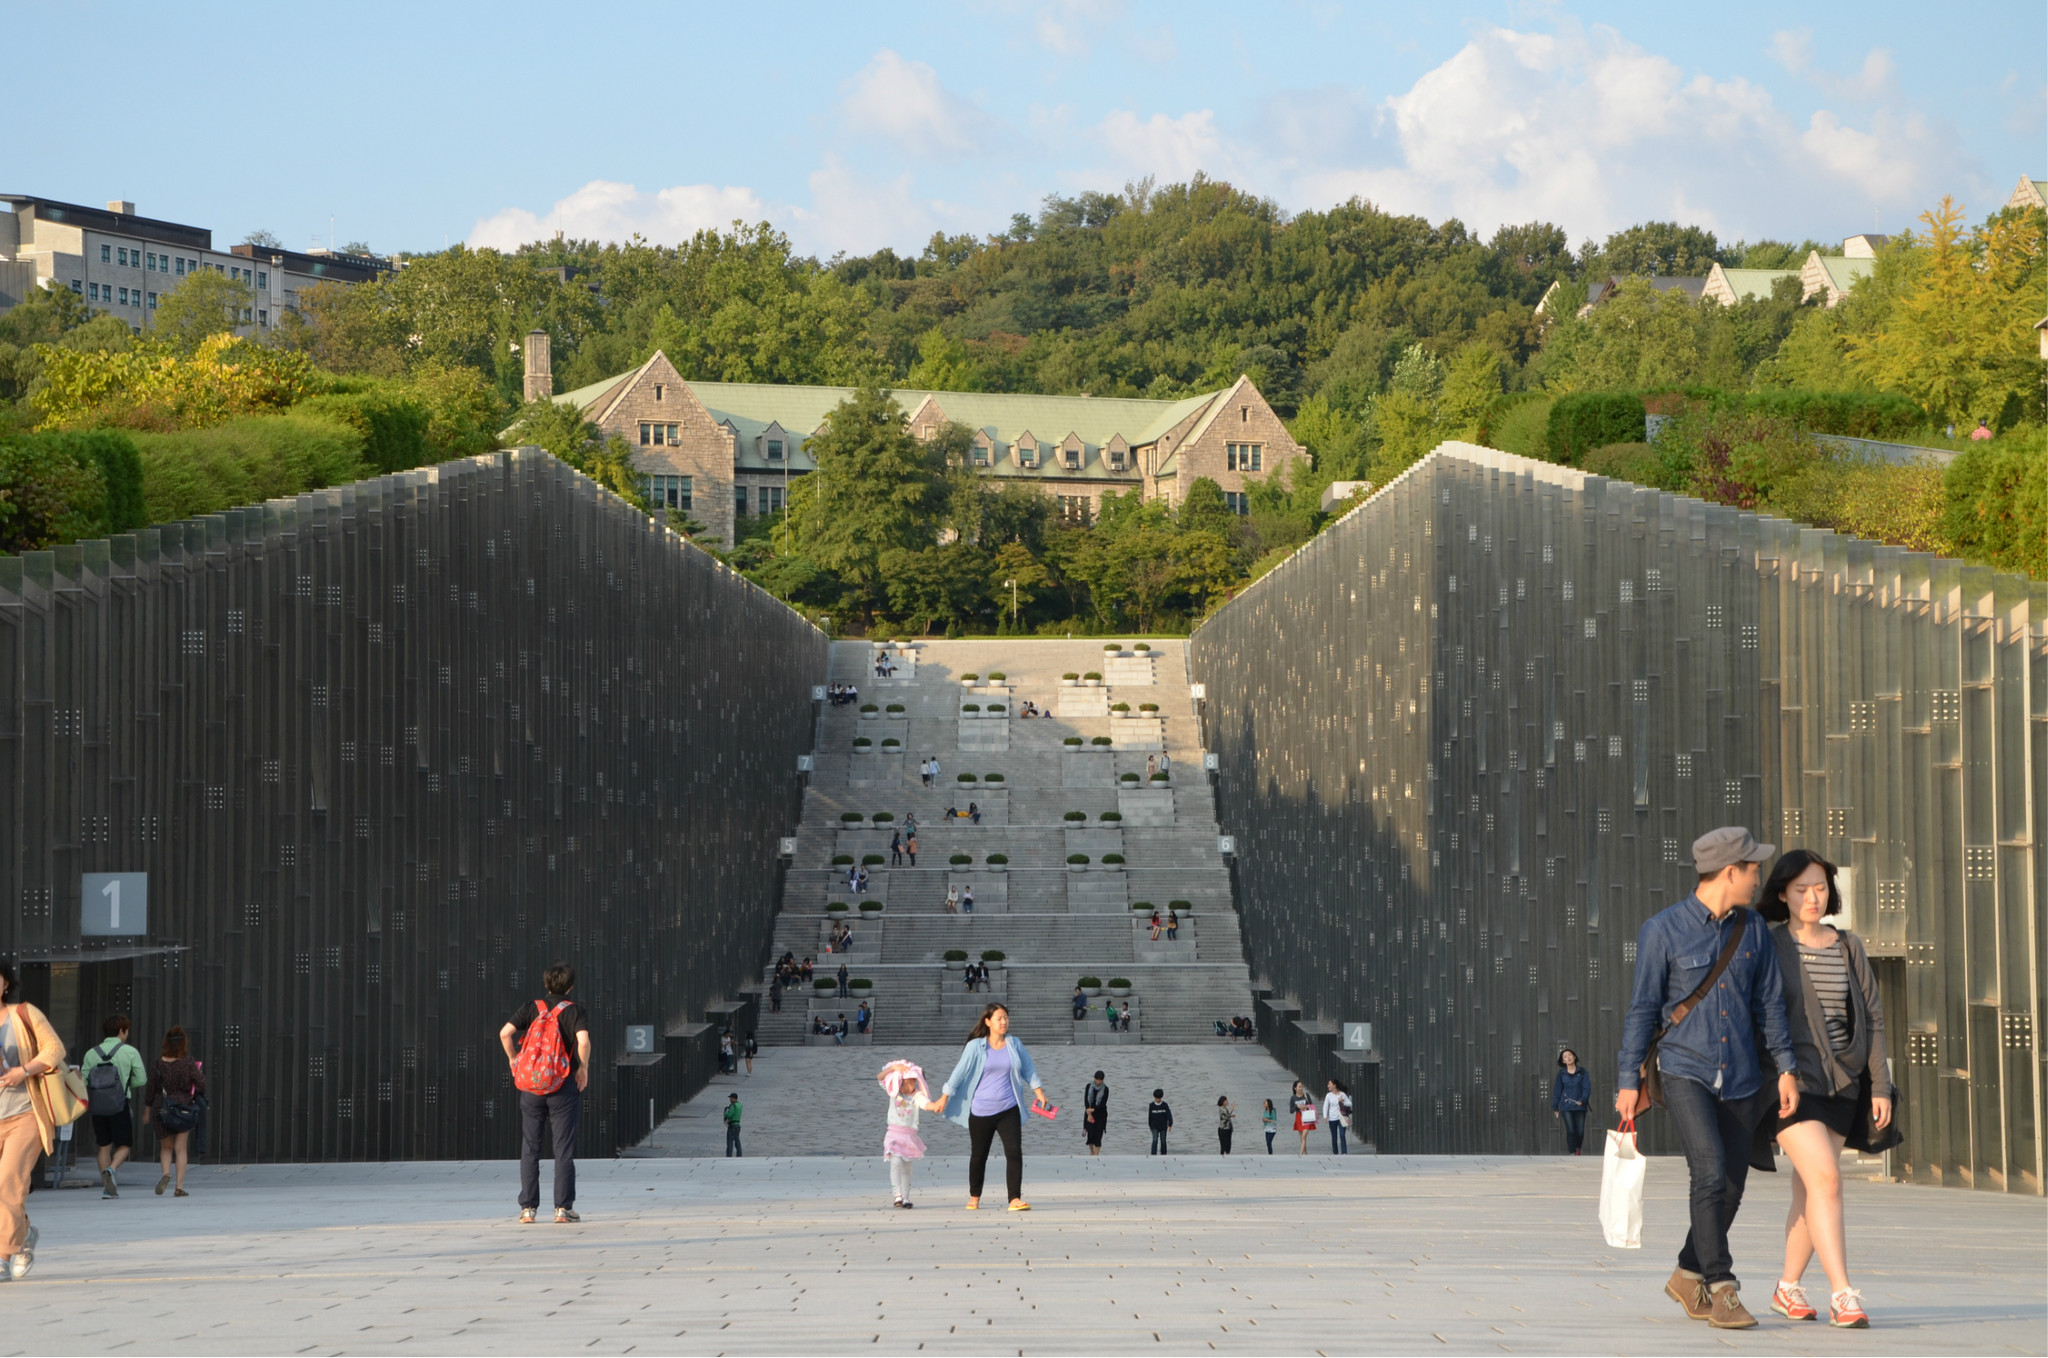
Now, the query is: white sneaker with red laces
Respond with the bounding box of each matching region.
[1829,1288,1870,1328]
[1770,1283,1816,1321]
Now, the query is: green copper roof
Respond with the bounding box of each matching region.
[1712,267,1798,301]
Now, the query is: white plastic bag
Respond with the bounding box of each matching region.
[1599,1119,1645,1249]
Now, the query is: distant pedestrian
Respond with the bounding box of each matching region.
[1104,999,1119,1030]
[1289,1080,1316,1154]
[769,978,783,1014]
[878,1060,936,1208]
[1083,1071,1108,1155]
[837,962,851,998]
[500,962,592,1225]
[906,834,918,868]
[744,1032,758,1077]
[890,832,904,867]
[1322,1079,1352,1154]
[961,885,975,915]
[1552,1049,1591,1155]
[929,756,941,783]
[1166,909,1179,941]
[81,1014,146,1197]
[929,1002,1048,1211]
[1616,827,1797,1331]
[144,1025,205,1197]
[1146,754,1158,777]
[856,1001,872,1035]
[0,960,66,1280]
[1969,417,1992,441]
[1118,1003,1133,1033]
[1147,1089,1173,1154]
[719,1031,736,1074]
[968,802,980,826]
[1261,1099,1278,1153]
[1216,1097,1235,1154]
[723,1094,743,1157]
[835,1014,849,1046]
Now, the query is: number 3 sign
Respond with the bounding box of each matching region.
[80,873,148,937]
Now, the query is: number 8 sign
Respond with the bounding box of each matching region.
[80,873,147,936]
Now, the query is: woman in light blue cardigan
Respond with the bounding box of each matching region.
[928,1002,1049,1210]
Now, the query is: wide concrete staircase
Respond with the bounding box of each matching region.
[750,639,1252,1047]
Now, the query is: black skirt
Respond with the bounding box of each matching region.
[1780,1091,1861,1138]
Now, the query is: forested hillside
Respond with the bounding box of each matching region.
[2,177,2040,629]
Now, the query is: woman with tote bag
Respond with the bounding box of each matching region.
[0,960,84,1281]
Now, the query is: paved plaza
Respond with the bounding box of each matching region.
[5,1148,2042,1356]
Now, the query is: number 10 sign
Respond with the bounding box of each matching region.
[80,873,148,936]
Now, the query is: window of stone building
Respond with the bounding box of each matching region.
[1057,495,1092,525]
[1223,491,1249,515]
[257,309,266,325]
[763,485,784,514]
[767,439,783,461]
[1109,448,1125,471]
[645,475,691,511]
[1226,443,1263,472]
[101,244,112,262]
[1063,447,1081,470]
[176,257,186,275]
[149,292,158,309]
[736,486,750,517]
[654,384,664,401]
[971,443,989,466]
[257,271,267,289]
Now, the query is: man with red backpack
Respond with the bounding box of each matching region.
[499,963,592,1224]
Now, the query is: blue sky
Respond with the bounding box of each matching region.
[13,0,2043,259]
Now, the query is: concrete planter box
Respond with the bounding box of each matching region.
[886,710,907,719]
[1108,985,1132,998]
[853,744,877,753]
[944,960,966,971]
[1060,678,1079,687]
[859,709,879,720]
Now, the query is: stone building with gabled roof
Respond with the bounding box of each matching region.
[535,350,1307,546]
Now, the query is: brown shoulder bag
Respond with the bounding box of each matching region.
[1639,911,1747,1109]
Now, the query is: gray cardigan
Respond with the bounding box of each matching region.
[1769,922,1892,1101]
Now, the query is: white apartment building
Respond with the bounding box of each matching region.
[0,195,391,332]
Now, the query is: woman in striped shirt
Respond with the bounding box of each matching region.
[1759,850,1891,1330]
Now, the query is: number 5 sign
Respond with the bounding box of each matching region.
[81,873,148,937]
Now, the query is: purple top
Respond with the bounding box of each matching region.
[970,1041,1017,1116]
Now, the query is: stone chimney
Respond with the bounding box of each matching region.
[522,329,553,402]
[107,200,135,215]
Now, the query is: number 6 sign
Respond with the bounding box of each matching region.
[81,873,148,937]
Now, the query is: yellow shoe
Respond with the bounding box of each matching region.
[964,1200,980,1210]
[1008,1200,1031,1211]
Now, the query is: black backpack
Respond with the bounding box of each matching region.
[85,1040,128,1116]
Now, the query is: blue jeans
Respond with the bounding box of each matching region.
[1329,1121,1348,1154]
[725,1123,742,1157]
[1150,1129,1168,1154]
[1560,1110,1587,1154]
[1661,1075,1770,1286]
[518,1086,580,1210]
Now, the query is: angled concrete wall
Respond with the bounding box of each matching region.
[0,449,827,1160]
[1193,441,2046,1191]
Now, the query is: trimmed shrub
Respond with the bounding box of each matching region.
[881,737,901,747]
[860,703,878,713]
[944,949,969,962]
[984,772,1004,782]
[852,737,872,748]
[1064,811,1087,821]
[841,811,864,822]
[815,978,836,989]
[1150,771,1168,781]
[960,672,979,681]
[986,853,1008,864]
[988,704,1005,713]
[1581,442,1670,488]
[1546,393,1645,465]
[957,772,976,782]
[860,900,883,912]
[1741,388,1924,439]
[1101,852,1125,864]
[1133,642,1150,651]
[1078,975,1102,988]
[1083,671,1102,680]
[1090,736,1112,746]
[1944,442,2046,578]
[1108,978,1131,989]
[132,413,366,525]
[1168,899,1191,910]
[1067,853,1089,865]
[885,703,904,713]
[988,671,1005,680]
[1104,642,1120,650]
[1110,702,1131,712]
[1099,811,1122,821]
[1063,737,1083,746]
[826,902,849,913]
[980,950,1005,962]
[1138,702,1158,712]
[294,388,429,475]
[861,853,884,865]
[0,429,147,551]
[872,811,894,822]
[1062,671,1079,680]
[949,853,971,865]
[1121,772,1140,782]
[1131,902,1154,911]
[850,977,873,990]
[962,702,981,712]
[831,854,854,865]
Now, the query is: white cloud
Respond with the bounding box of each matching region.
[467,180,768,250]
[840,50,990,158]
[1095,109,1228,184]
[789,156,938,256]
[1771,30,1897,102]
[1292,22,1956,243]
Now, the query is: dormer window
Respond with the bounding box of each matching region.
[1063,447,1081,471]
[767,440,784,461]
[1109,448,1125,471]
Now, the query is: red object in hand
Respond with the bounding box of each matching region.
[1031,1103,1058,1120]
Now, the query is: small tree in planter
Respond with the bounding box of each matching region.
[1120,772,1140,783]
[859,900,884,913]
[832,854,854,866]
[1067,853,1090,868]
[943,949,968,968]
[957,772,977,783]
[1138,702,1159,712]
[1101,853,1125,865]
[1078,975,1103,994]
[984,772,1004,782]
[1100,811,1122,822]
[853,737,873,748]
[1064,811,1087,822]
[986,853,1009,868]
[1090,736,1112,746]
[882,737,901,747]
[1063,737,1083,746]
[1108,978,1132,995]
[1084,671,1102,682]
[826,902,850,913]
[862,854,885,866]
[949,853,971,866]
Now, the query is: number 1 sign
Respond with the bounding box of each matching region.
[80,873,148,937]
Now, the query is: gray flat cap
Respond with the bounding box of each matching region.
[1692,826,1775,874]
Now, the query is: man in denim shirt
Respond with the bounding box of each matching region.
[1617,827,1799,1331]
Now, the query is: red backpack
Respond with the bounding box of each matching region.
[512,1000,573,1095]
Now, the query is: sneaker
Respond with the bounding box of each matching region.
[154,1174,169,1196]
[554,1208,580,1224]
[1771,1282,1817,1321]
[519,1208,536,1224]
[7,1248,29,1282]
[1706,1282,1757,1330]
[101,1169,117,1199]
[1829,1288,1870,1329]
[1664,1268,1711,1321]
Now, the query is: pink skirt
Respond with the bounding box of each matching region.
[883,1125,927,1160]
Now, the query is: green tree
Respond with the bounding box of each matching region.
[905,327,986,391]
[152,271,254,355]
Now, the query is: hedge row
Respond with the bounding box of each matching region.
[0,430,147,553]
[131,414,368,525]
[295,388,431,475]
[1546,393,1645,464]
[1547,388,1929,467]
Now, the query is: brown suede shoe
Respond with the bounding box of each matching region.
[1707,1282,1758,1330]
[1665,1268,1711,1321]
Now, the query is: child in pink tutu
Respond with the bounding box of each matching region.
[878,1059,936,1208]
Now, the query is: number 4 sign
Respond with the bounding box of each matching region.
[81,873,147,937]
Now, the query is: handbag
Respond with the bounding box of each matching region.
[159,1094,202,1135]
[1598,1118,1647,1249]
[14,1003,88,1128]
[1639,913,1748,1109]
